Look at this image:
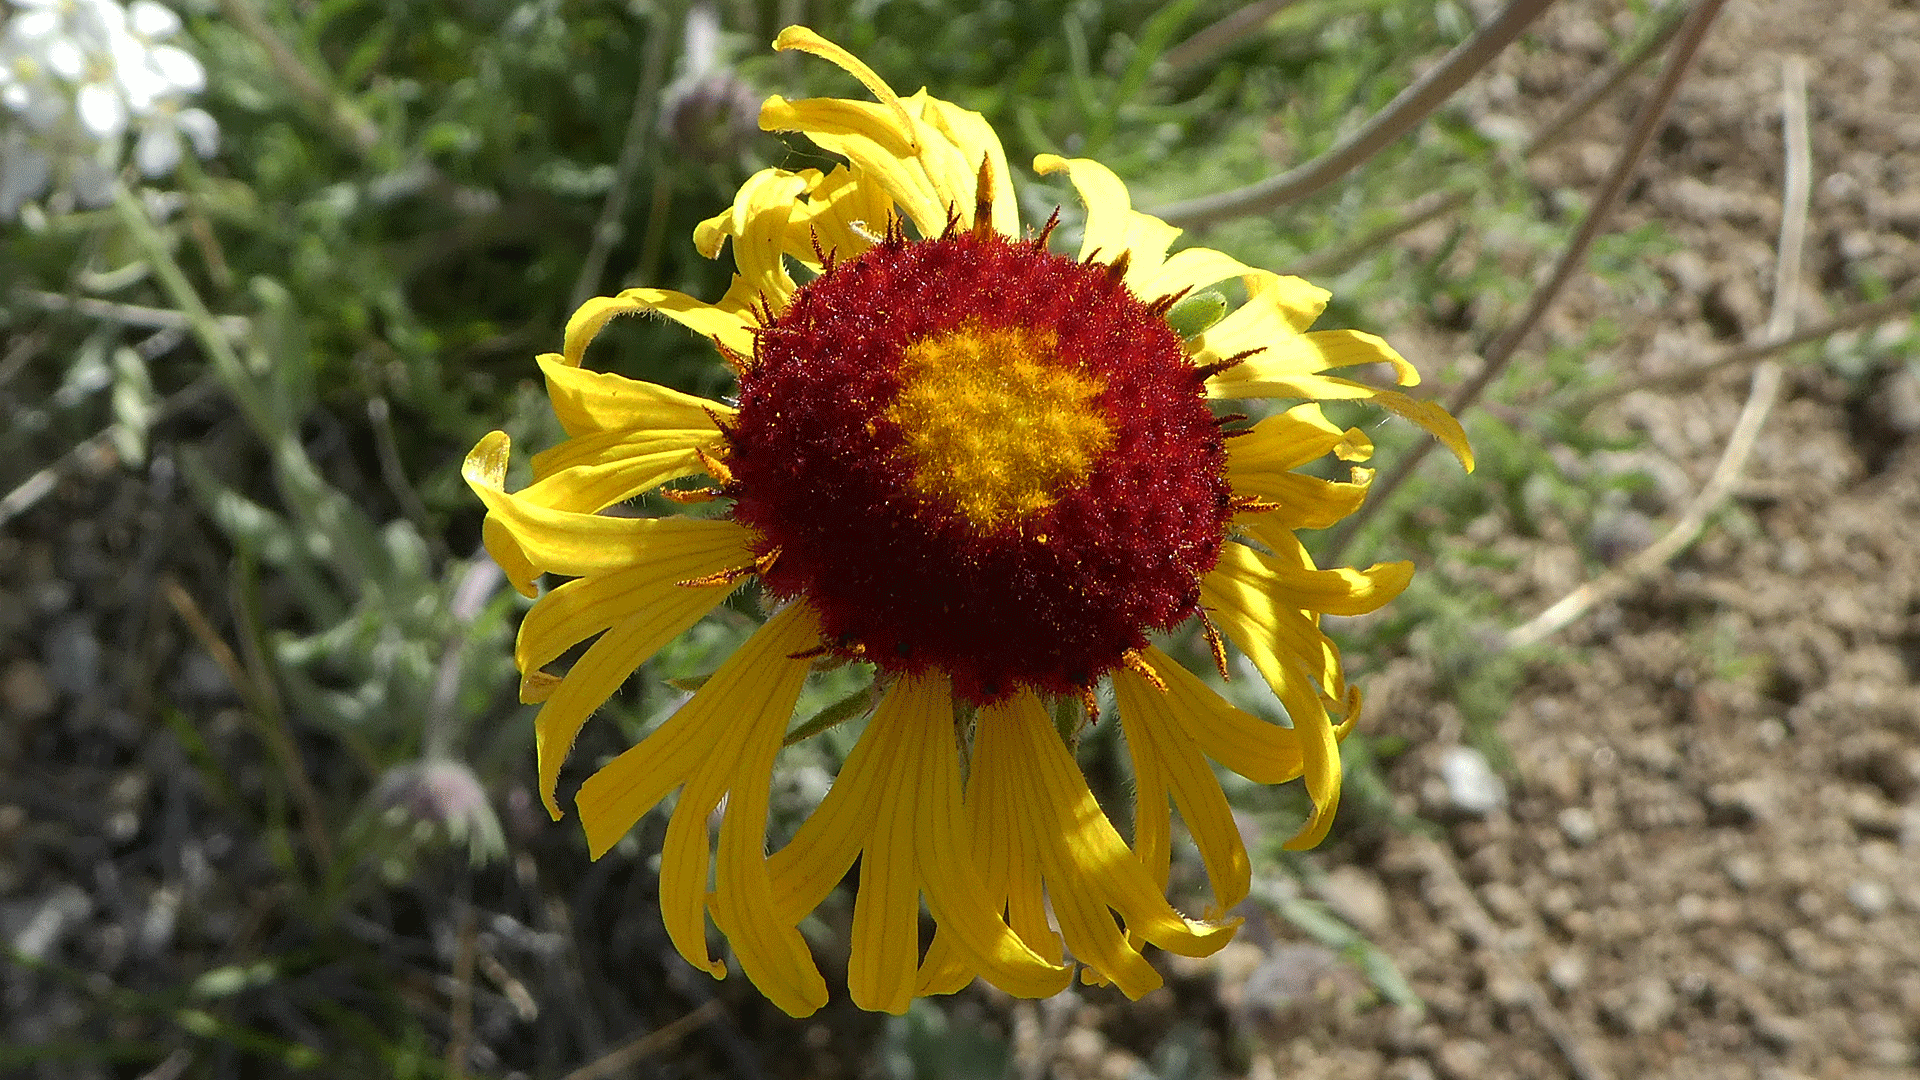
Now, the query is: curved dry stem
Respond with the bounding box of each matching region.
[1152,0,1559,229]
[1324,0,1729,563]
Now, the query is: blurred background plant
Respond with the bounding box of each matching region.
[3,0,1915,1077]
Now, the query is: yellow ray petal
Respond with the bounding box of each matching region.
[1211,373,1473,474]
[772,26,917,152]
[524,432,709,513]
[761,96,949,237]
[466,441,748,585]
[1201,540,1345,693]
[688,168,809,314]
[920,96,1018,237]
[786,165,890,266]
[574,602,818,857]
[847,733,920,1015]
[907,683,1072,1001]
[537,354,732,438]
[692,606,830,1018]
[766,675,1069,1008]
[1228,402,1365,473]
[984,693,1236,999]
[564,287,757,365]
[523,571,746,820]
[1140,646,1304,785]
[512,520,753,675]
[1121,691,1173,891]
[1032,155,1179,286]
[1113,667,1252,915]
[1183,267,1330,358]
[1198,552,1348,850]
[1232,472,1371,532]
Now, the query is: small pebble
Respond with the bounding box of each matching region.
[1846,879,1892,918]
[1557,806,1599,847]
[1439,747,1507,817]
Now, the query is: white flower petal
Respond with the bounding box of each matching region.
[43,39,85,80]
[146,45,202,94]
[129,1,182,40]
[174,105,217,157]
[0,142,52,218]
[76,80,127,137]
[134,117,179,175]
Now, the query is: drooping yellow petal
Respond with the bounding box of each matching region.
[537,354,731,438]
[518,563,747,820]
[1225,403,1379,531]
[1198,550,1348,850]
[785,165,892,266]
[693,607,831,1018]
[1237,517,1415,617]
[564,288,757,364]
[977,693,1236,998]
[512,520,753,677]
[465,433,749,588]
[1184,265,1331,353]
[765,674,1070,1011]
[466,426,725,595]
[574,604,819,997]
[574,602,818,855]
[770,28,1006,240]
[689,168,811,318]
[1229,402,1367,472]
[762,95,951,238]
[1140,646,1304,785]
[1203,330,1473,471]
[1202,540,1345,695]
[1113,666,1252,916]
[524,431,709,513]
[1033,155,1179,289]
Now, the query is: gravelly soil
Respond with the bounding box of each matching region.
[3,1,1917,1078]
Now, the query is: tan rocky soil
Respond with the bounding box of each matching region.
[1167,2,1920,1078]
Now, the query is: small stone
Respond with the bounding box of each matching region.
[1601,976,1676,1035]
[5,884,94,961]
[1387,1060,1437,1080]
[1434,1039,1490,1080]
[2,659,56,723]
[1317,865,1392,935]
[1438,747,1507,817]
[1557,806,1599,847]
[1548,954,1586,993]
[44,615,101,698]
[1753,1013,1806,1053]
[1704,780,1773,827]
[1847,879,1893,918]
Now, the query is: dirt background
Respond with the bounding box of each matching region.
[1169,2,1920,1079]
[3,0,1917,1078]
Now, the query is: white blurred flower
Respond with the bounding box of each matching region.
[0,0,218,218]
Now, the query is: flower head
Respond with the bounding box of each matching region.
[467,27,1471,1017]
[0,0,217,217]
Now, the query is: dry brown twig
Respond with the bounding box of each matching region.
[1502,54,1812,652]
[1324,0,1731,562]
[558,1000,725,1080]
[1291,0,1692,278]
[1152,0,1561,229]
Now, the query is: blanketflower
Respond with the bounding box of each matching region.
[466,27,1471,1017]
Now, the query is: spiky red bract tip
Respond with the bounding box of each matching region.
[725,230,1230,704]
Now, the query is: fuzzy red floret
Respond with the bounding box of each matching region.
[725,230,1229,704]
